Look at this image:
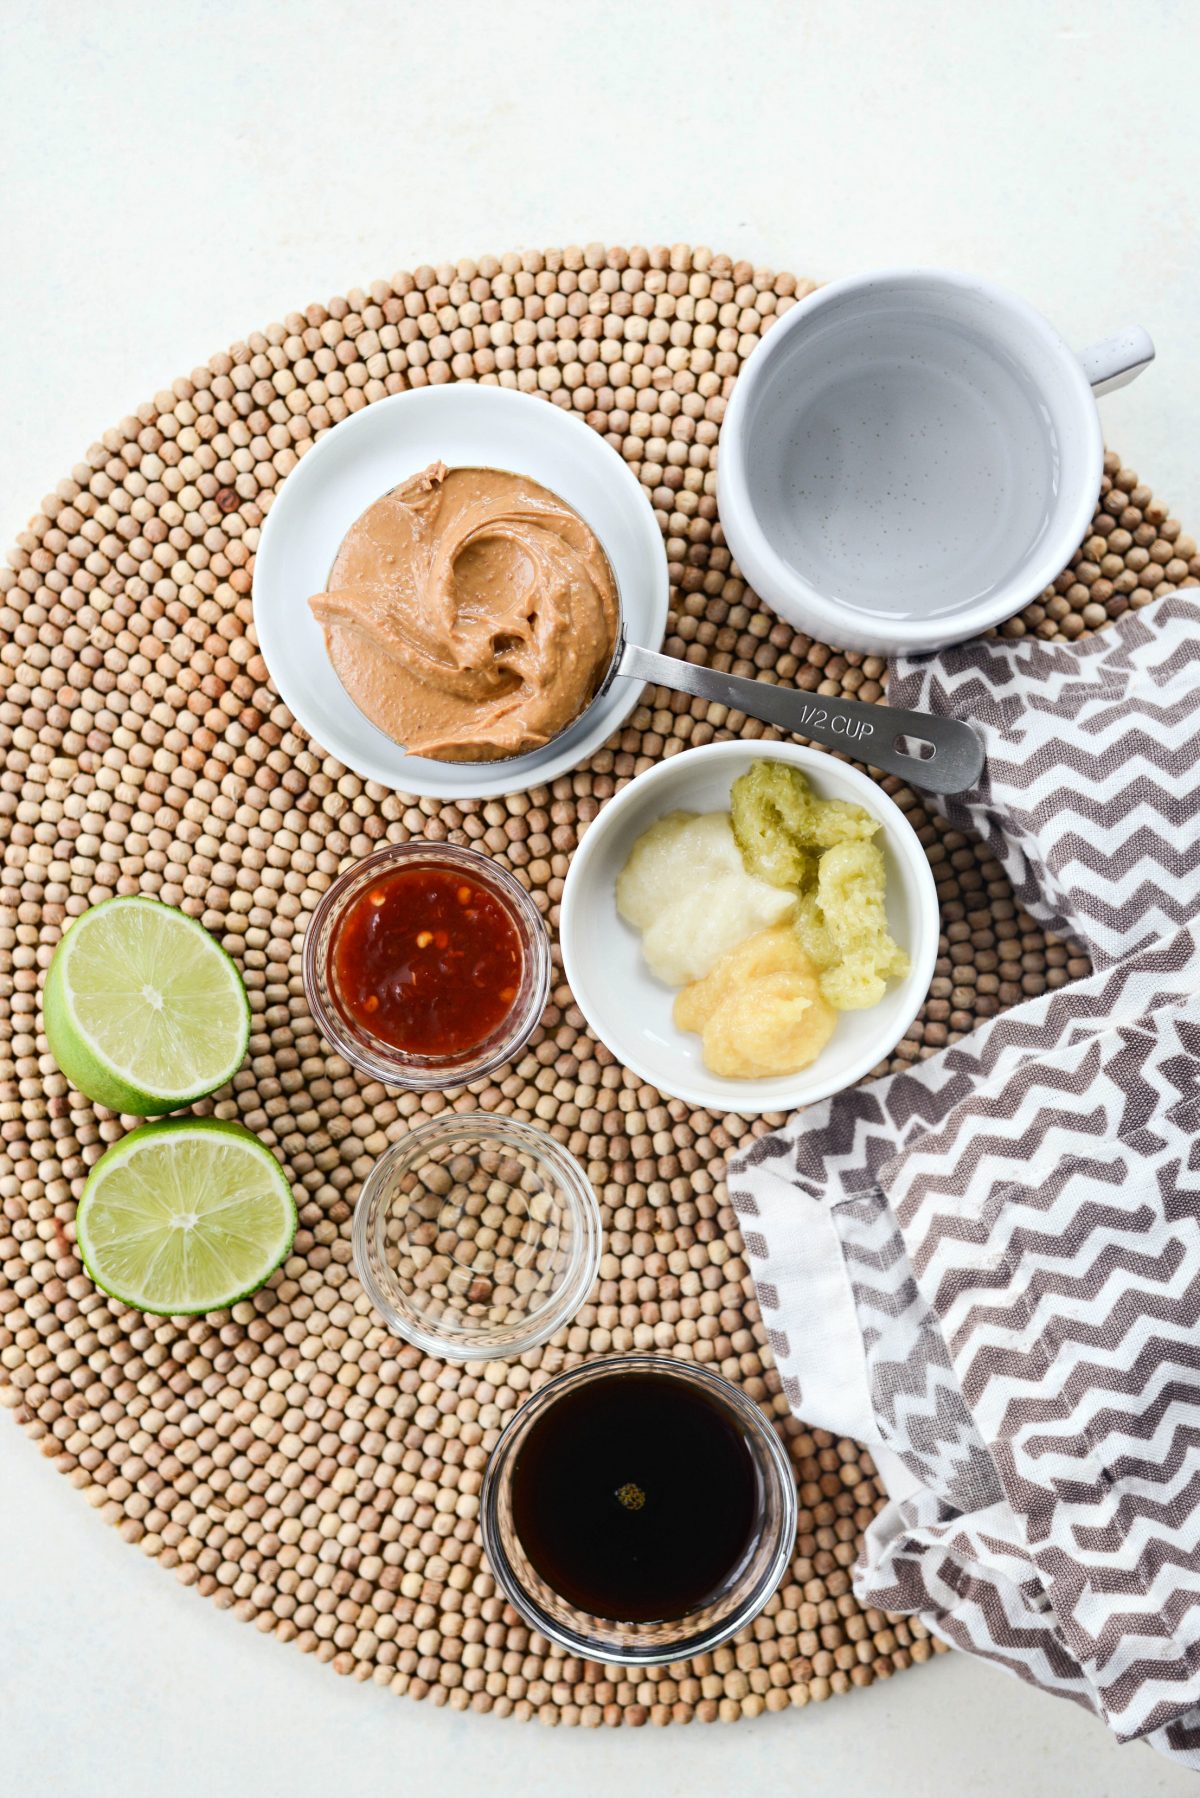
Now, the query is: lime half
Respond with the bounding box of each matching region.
[76,1118,296,1314]
[44,896,251,1115]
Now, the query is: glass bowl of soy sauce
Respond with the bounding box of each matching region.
[481,1355,797,1664]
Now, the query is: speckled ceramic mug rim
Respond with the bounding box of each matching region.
[718,266,1104,652]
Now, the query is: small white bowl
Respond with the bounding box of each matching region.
[559,742,938,1115]
[253,384,669,799]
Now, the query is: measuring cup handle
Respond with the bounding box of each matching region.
[619,644,984,796]
[1077,326,1155,398]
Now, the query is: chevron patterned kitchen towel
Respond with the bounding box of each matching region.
[728,595,1200,1770]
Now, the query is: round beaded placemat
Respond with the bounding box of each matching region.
[2,245,1197,1728]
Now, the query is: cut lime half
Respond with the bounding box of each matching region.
[44,896,251,1115]
[75,1118,296,1315]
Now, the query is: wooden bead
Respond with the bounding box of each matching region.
[0,243,1176,1729]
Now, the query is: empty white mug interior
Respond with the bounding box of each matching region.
[738,273,1101,629]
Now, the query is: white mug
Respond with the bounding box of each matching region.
[716,268,1154,656]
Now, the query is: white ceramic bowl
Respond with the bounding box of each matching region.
[253,384,669,799]
[559,742,939,1115]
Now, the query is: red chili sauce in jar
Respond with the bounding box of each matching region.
[331,866,523,1057]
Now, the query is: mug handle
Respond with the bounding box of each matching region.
[1077,326,1155,397]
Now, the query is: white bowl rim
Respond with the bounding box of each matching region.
[252,382,670,799]
[717,265,1103,650]
[559,740,940,1115]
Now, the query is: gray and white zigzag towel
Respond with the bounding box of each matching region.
[728,596,1200,1770]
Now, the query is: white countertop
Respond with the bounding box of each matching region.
[2,4,1197,1793]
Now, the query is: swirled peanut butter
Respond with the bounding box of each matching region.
[308,463,620,761]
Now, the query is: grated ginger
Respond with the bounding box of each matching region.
[673,925,837,1078]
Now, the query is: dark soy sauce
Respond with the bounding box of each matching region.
[510,1371,759,1623]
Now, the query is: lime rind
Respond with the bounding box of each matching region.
[75,1118,296,1316]
[44,896,251,1116]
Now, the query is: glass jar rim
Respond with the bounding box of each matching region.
[480,1353,798,1665]
[302,840,551,1089]
[352,1112,602,1361]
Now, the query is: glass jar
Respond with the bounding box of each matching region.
[303,840,551,1089]
[481,1354,797,1664]
[353,1113,601,1361]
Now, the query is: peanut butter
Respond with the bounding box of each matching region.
[309,463,620,761]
